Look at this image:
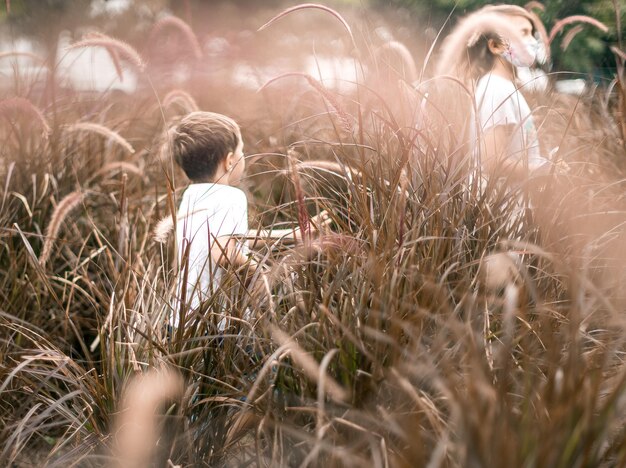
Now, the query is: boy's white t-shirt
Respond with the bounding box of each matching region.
[473,72,547,170]
[172,183,248,327]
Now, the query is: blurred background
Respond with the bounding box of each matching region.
[0,0,622,94]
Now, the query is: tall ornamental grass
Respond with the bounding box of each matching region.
[1,2,626,466]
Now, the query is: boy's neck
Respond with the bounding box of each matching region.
[194,168,231,186]
[192,179,228,185]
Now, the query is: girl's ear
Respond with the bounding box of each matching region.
[488,38,506,55]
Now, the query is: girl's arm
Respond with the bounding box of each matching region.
[482,124,520,173]
[482,125,559,178]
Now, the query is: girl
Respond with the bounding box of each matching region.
[434,4,564,177]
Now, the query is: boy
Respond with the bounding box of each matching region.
[168,111,325,328]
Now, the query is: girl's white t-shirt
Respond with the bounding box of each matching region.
[172,183,248,327]
[473,72,547,170]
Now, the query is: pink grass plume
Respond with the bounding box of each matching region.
[149,16,202,60]
[258,3,356,50]
[548,15,609,44]
[0,97,50,138]
[67,33,145,72]
[39,191,85,267]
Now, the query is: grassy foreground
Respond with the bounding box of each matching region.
[2,3,626,466]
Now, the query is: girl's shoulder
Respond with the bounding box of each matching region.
[475,73,517,101]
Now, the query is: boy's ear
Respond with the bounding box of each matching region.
[224,151,235,170]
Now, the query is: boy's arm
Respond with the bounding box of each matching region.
[246,211,331,248]
[211,235,255,270]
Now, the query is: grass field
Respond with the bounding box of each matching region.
[1,2,626,466]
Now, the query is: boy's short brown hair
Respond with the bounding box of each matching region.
[168,111,241,183]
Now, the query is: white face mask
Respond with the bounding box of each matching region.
[535,38,548,65]
[502,37,538,68]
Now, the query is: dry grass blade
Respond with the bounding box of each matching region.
[0,97,50,136]
[67,33,145,71]
[64,122,135,154]
[39,191,85,267]
[548,15,609,43]
[287,149,310,241]
[270,325,349,403]
[258,2,356,49]
[614,0,623,48]
[149,15,202,60]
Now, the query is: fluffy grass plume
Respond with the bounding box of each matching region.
[258,2,356,49]
[525,1,545,12]
[67,32,145,71]
[82,32,128,81]
[153,208,215,243]
[294,159,362,179]
[0,96,50,136]
[374,40,419,82]
[92,161,142,179]
[153,215,174,244]
[0,51,46,65]
[112,367,184,467]
[162,89,199,113]
[64,122,135,154]
[548,15,609,43]
[149,15,202,60]
[39,191,84,267]
[561,24,585,51]
[612,45,626,62]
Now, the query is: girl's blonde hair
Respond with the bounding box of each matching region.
[435,4,538,82]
